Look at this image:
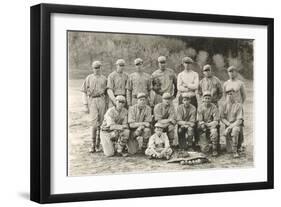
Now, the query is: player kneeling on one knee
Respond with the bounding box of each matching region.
[197,91,220,157]
[100,95,130,157]
[220,88,244,158]
[145,123,173,160]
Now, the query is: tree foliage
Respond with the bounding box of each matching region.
[68,32,253,80]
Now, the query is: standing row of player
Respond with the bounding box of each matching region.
[81,56,246,159]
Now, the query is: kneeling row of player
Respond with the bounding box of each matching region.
[99,88,243,159]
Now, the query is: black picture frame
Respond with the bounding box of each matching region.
[30,3,274,204]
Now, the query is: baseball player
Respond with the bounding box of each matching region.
[151,56,177,105]
[223,66,246,104]
[100,95,130,157]
[177,56,199,108]
[198,64,223,106]
[220,88,244,158]
[126,58,152,106]
[128,93,152,153]
[197,91,220,156]
[81,60,107,153]
[176,92,196,150]
[154,93,177,146]
[145,123,173,160]
[223,65,246,151]
[107,59,129,108]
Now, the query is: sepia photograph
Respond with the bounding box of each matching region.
[67,31,254,176]
[30,3,273,203]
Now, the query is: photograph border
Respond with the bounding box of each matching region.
[30,3,274,203]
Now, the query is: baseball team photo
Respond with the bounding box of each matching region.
[67,31,254,176]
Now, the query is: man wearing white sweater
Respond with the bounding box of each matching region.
[176,56,199,108]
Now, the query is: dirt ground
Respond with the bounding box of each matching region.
[68,80,254,176]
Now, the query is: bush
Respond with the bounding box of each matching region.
[68,32,253,80]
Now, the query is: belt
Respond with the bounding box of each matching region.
[132,94,146,98]
[89,94,105,98]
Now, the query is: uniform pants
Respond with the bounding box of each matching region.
[163,124,175,146]
[88,96,106,147]
[178,126,194,149]
[100,129,130,156]
[88,96,106,127]
[128,127,151,154]
[225,126,243,153]
[198,125,218,153]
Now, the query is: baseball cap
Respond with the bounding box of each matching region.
[116,59,126,66]
[137,92,147,99]
[162,93,172,99]
[203,91,212,97]
[134,58,143,65]
[182,56,194,64]
[116,95,126,102]
[92,61,102,68]
[158,56,167,63]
